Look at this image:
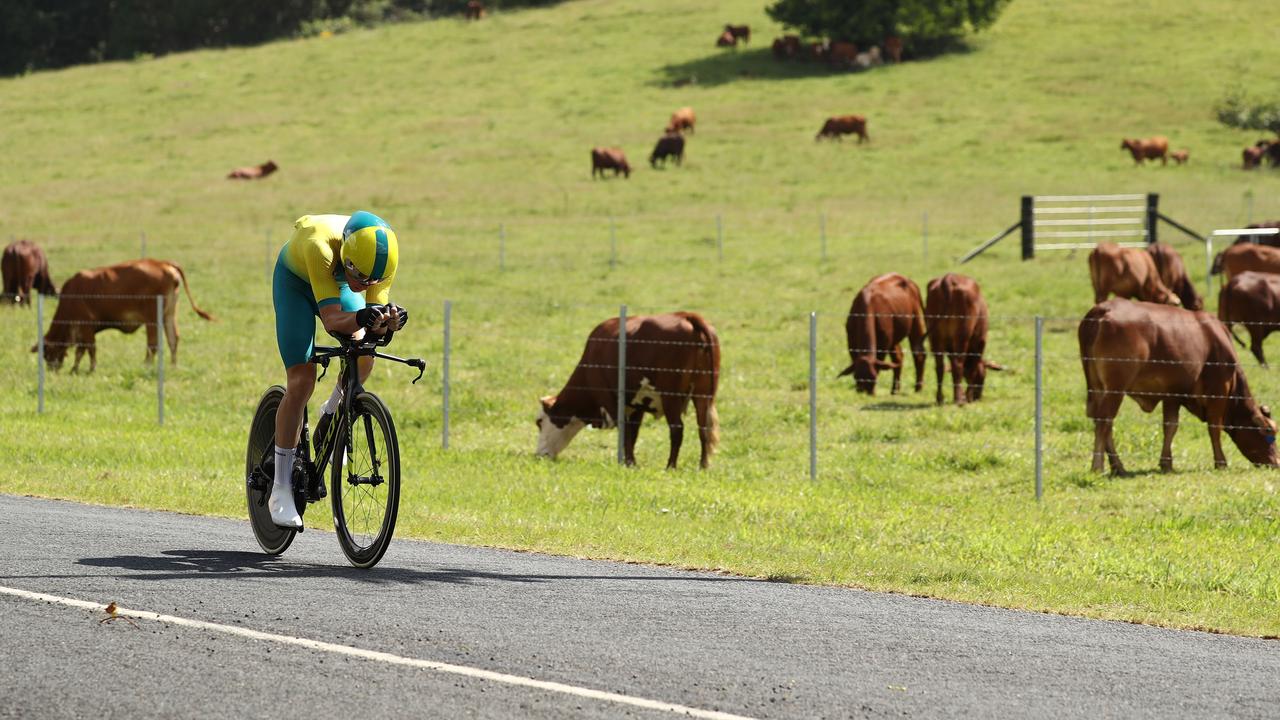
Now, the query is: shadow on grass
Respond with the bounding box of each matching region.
[861,400,933,412]
[42,549,755,586]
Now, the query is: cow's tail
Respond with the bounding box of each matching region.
[1210,251,1225,276]
[1218,284,1248,349]
[168,262,215,321]
[686,313,720,460]
[36,261,57,297]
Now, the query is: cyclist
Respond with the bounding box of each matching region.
[269,211,408,529]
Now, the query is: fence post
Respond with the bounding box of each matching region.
[609,217,617,270]
[1204,236,1214,302]
[820,213,827,261]
[716,214,723,263]
[617,304,627,465]
[1020,195,1035,260]
[37,293,45,414]
[156,295,165,426]
[442,299,452,450]
[1146,193,1160,245]
[809,311,817,480]
[499,223,506,271]
[140,231,147,258]
[1034,315,1043,501]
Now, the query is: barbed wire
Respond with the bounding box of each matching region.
[1083,387,1267,402]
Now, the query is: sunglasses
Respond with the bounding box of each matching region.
[344,260,384,286]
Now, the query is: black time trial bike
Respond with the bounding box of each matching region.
[245,328,425,568]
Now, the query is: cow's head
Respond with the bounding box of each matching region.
[1120,139,1135,151]
[848,357,897,394]
[1225,375,1280,466]
[261,160,278,175]
[30,337,69,371]
[535,396,587,459]
[965,359,1004,403]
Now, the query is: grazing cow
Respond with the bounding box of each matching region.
[665,106,696,135]
[536,312,720,469]
[807,41,829,63]
[1214,242,1280,282]
[1210,224,1280,275]
[34,259,214,373]
[1,240,56,306]
[815,114,869,143]
[925,273,1002,405]
[1079,299,1277,473]
[716,30,737,47]
[1146,242,1202,310]
[1170,149,1189,165]
[883,35,903,63]
[226,160,278,179]
[650,133,685,168]
[1243,142,1268,170]
[591,147,631,179]
[1219,271,1280,367]
[838,273,926,395]
[1088,241,1180,306]
[724,24,750,44]
[854,46,882,68]
[771,35,802,60]
[464,0,483,20]
[828,41,856,68]
[1119,137,1169,165]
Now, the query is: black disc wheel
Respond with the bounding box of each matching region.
[330,392,401,568]
[246,385,296,555]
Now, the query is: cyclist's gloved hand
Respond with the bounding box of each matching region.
[387,304,408,331]
[355,305,386,331]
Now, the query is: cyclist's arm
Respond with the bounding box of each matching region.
[318,304,364,336]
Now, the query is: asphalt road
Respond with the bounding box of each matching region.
[1,494,1277,719]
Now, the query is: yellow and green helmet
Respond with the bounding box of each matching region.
[341,211,398,282]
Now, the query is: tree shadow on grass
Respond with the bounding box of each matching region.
[653,48,854,88]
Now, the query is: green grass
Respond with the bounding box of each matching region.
[3,0,1280,636]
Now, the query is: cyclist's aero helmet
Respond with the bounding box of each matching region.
[341,211,398,282]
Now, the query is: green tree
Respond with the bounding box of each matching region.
[766,0,1010,53]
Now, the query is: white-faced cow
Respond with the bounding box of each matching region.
[839,272,926,395]
[35,259,214,373]
[1079,299,1277,474]
[536,312,720,468]
[925,273,1002,405]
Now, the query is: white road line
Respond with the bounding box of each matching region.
[0,584,756,720]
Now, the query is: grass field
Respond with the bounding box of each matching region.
[4,0,1280,636]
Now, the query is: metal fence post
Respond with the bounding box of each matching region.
[1020,195,1035,260]
[1035,315,1044,501]
[442,300,452,450]
[617,304,627,465]
[156,295,165,426]
[37,293,45,414]
[820,213,827,261]
[809,311,817,480]
[140,230,147,258]
[499,223,506,271]
[1204,236,1214,302]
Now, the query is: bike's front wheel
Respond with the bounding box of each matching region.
[246,385,297,555]
[331,392,401,568]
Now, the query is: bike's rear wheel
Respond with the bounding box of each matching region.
[331,392,401,568]
[246,385,297,555]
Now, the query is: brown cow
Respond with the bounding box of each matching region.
[925,273,1002,405]
[716,30,737,47]
[771,35,801,60]
[807,41,829,63]
[815,115,869,143]
[590,147,631,179]
[839,273,926,395]
[464,0,484,20]
[1267,139,1280,168]
[1119,137,1169,165]
[1214,242,1280,282]
[828,41,856,68]
[1170,149,1189,165]
[536,312,720,469]
[2,240,57,306]
[34,259,214,373]
[883,35,903,63]
[1243,142,1269,170]
[650,133,685,168]
[666,106,696,135]
[1219,271,1280,367]
[227,160,278,179]
[1079,299,1277,473]
[724,24,750,44]
[1146,242,1202,310]
[1088,241,1180,306]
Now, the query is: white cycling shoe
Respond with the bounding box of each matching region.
[268,480,303,529]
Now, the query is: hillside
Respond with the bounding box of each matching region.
[2,0,1280,635]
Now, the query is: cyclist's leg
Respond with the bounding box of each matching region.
[270,254,320,528]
